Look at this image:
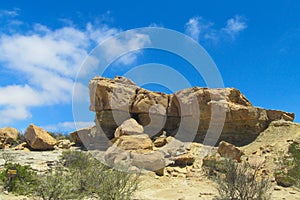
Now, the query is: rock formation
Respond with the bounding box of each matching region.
[89,76,294,146]
[25,124,57,150]
[0,126,19,148]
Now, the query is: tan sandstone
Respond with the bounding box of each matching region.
[25,124,57,150]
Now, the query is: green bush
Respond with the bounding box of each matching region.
[48,131,70,140]
[214,159,271,200]
[60,150,139,200]
[35,167,77,200]
[0,150,139,199]
[16,132,26,144]
[275,142,300,187]
[0,163,38,195]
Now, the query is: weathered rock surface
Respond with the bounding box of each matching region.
[217,141,244,162]
[104,142,165,174]
[0,127,19,148]
[115,134,153,151]
[131,151,166,175]
[56,139,73,149]
[114,118,144,138]
[172,153,195,166]
[12,142,29,151]
[89,76,294,146]
[70,126,110,150]
[153,135,167,147]
[25,124,57,150]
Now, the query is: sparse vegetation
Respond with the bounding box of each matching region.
[0,162,38,195]
[60,150,139,200]
[35,167,77,200]
[16,131,26,144]
[209,158,271,200]
[275,141,300,187]
[0,150,139,199]
[48,131,71,140]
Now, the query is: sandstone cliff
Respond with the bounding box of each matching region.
[89,76,294,146]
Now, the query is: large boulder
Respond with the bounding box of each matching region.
[131,151,166,175]
[104,141,165,175]
[217,141,244,162]
[114,118,144,138]
[115,134,153,151]
[89,76,295,146]
[25,124,57,150]
[0,127,19,148]
[70,126,110,150]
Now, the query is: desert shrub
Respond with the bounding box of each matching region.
[86,166,138,200]
[0,162,38,195]
[202,155,228,175]
[0,150,138,199]
[1,152,15,165]
[61,150,95,194]
[214,158,271,200]
[35,167,77,200]
[61,150,139,200]
[275,142,300,187]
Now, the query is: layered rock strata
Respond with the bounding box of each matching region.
[89,76,294,146]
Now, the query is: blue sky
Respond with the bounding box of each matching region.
[0,0,299,132]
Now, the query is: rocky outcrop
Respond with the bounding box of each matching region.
[102,119,196,174]
[0,127,19,148]
[25,124,57,150]
[89,76,294,146]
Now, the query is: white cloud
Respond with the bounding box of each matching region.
[185,15,247,42]
[42,121,95,133]
[0,9,19,18]
[0,20,150,125]
[185,17,201,41]
[223,15,247,38]
[101,32,151,65]
[86,23,119,44]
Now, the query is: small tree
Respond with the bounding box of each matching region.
[35,167,77,200]
[61,150,139,200]
[215,158,271,200]
[275,142,300,187]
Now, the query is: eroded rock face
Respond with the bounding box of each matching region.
[25,124,57,150]
[89,76,294,146]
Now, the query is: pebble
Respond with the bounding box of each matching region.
[274,186,281,191]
